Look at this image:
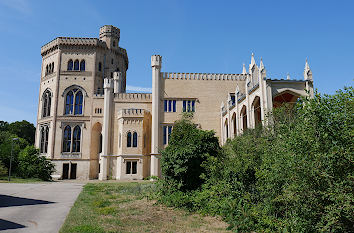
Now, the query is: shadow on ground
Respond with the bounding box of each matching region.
[0,195,54,208]
[0,219,26,231]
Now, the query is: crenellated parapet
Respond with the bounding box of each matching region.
[161,72,248,81]
[114,93,152,101]
[118,108,149,117]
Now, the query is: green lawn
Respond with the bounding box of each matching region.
[0,176,44,183]
[60,182,231,233]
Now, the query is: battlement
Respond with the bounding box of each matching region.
[118,108,149,119]
[114,93,152,100]
[104,78,114,89]
[151,55,162,67]
[99,25,120,40]
[40,37,128,57]
[161,72,248,81]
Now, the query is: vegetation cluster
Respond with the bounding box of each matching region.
[0,120,54,181]
[158,87,353,232]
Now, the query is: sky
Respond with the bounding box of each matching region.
[0,0,353,124]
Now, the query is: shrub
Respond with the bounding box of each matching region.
[17,145,55,181]
[0,161,7,177]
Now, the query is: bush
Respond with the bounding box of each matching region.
[17,145,55,181]
[160,113,221,192]
[159,87,354,232]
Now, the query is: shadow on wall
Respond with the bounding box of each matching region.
[0,194,55,208]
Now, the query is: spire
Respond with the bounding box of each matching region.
[250,53,255,67]
[242,63,247,74]
[287,73,290,80]
[260,57,264,70]
[304,58,313,80]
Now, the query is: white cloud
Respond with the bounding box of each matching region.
[126,85,152,93]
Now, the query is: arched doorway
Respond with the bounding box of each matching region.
[252,96,261,127]
[224,119,229,140]
[89,122,102,179]
[240,105,247,131]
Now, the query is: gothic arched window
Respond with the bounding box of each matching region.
[65,88,84,115]
[133,132,137,147]
[63,125,71,152]
[67,60,73,71]
[127,132,132,147]
[42,90,52,117]
[74,59,79,70]
[45,65,48,75]
[51,62,54,73]
[72,126,81,152]
[40,125,49,153]
[80,60,85,71]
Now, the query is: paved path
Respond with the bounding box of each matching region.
[0,182,84,233]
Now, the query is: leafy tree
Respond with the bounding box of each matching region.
[17,145,55,181]
[0,121,9,132]
[0,131,28,172]
[8,120,36,145]
[161,113,221,192]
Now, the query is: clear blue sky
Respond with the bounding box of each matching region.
[0,0,353,124]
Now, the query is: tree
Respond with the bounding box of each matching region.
[17,145,55,181]
[8,120,36,145]
[161,113,221,191]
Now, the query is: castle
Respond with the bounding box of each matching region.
[35,25,314,180]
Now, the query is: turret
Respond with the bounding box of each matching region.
[99,25,120,50]
[113,71,123,94]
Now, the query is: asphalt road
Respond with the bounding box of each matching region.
[0,182,84,233]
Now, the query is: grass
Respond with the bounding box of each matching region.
[0,176,45,183]
[60,181,231,233]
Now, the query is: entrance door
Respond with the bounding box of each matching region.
[70,163,77,179]
[63,163,69,179]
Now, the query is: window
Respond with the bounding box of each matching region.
[74,60,79,70]
[63,126,71,152]
[80,60,85,71]
[164,100,176,112]
[72,126,81,152]
[127,132,132,147]
[126,161,137,174]
[51,62,54,73]
[183,100,195,112]
[113,41,116,47]
[163,125,173,145]
[40,125,49,153]
[45,62,55,75]
[133,132,137,147]
[46,65,49,75]
[65,89,83,115]
[67,60,73,71]
[62,125,82,153]
[42,90,52,117]
[98,62,102,72]
[111,59,114,64]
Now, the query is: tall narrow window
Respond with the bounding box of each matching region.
[183,100,186,112]
[163,126,173,145]
[40,126,49,153]
[126,161,131,174]
[132,161,137,174]
[67,60,73,71]
[46,65,48,75]
[164,100,168,112]
[173,100,176,112]
[65,89,84,115]
[63,126,71,152]
[80,60,85,71]
[51,62,54,73]
[168,100,172,112]
[72,126,81,152]
[127,132,132,147]
[74,91,83,114]
[98,62,102,72]
[74,60,79,70]
[133,132,137,147]
[42,90,52,117]
[48,64,52,74]
[65,91,74,114]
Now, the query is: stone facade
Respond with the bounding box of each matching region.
[35,25,314,180]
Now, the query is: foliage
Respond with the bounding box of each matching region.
[17,145,55,181]
[0,130,28,171]
[7,120,36,145]
[0,161,7,177]
[159,87,354,232]
[160,113,221,192]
